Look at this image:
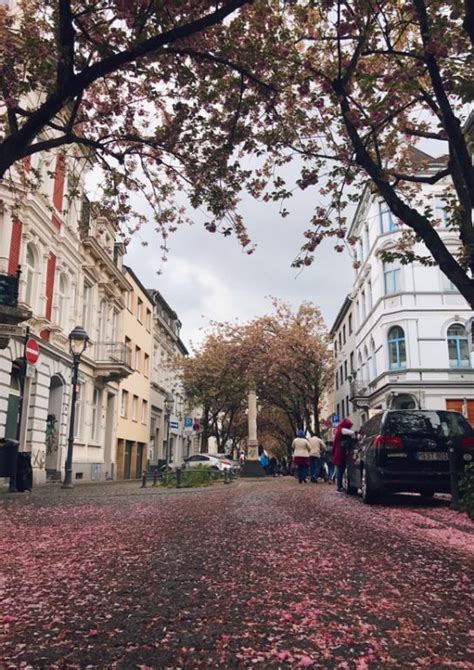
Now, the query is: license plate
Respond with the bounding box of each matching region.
[415,452,448,461]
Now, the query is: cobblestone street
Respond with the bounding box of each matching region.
[1,479,473,669]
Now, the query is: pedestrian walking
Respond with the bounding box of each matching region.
[291,430,311,483]
[268,456,278,476]
[259,450,270,474]
[308,433,326,482]
[332,418,356,492]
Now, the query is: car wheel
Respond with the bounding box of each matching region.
[420,491,435,499]
[361,465,378,505]
[343,469,357,495]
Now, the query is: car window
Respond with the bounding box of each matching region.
[362,413,382,438]
[385,411,471,437]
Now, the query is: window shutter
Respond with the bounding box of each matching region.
[8,218,22,274]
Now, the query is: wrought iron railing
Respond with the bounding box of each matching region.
[0,267,21,307]
[93,342,132,367]
[349,379,371,398]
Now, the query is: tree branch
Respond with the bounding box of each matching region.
[57,0,75,87]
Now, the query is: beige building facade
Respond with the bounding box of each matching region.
[116,267,153,479]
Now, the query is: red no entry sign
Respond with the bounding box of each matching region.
[25,338,40,364]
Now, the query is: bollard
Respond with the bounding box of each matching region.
[448,441,459,510]
[141,471,147,488]
[153,470,157,486]
[176,468,182,488]
[224,469,230,484]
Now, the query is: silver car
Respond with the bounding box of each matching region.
[184,454,232,471]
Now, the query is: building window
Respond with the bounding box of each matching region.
[335,372,339,390]
[370,338,377,379]
[350,351,354,375]
[388,326,407,370]
[338,332,342,348]
[441,272,458,293]
[379,202,396,234]
[144,353,150,377]
[141,399,148,424]
[90,387,101,442]
[121,390,129,418]
[339,365,343,385]
[137,297,143,323]
[82,281,92,332]
[135,346,141,372]
[343,324,346,344]
[361,290,366,320]
[364,225,370,256]
[24,243,37,309]
[336,403,340,419]
[383,261,401,295]
[344,360,348,380]
[57,273,69,330]
[346,395,350,417]
[334,340,338,356]
[447,324,470,368]
[434,196,449,227]
[132,395,138,421]
[146,308,152,330]
[367,281,373,312]
[348,314,353,335]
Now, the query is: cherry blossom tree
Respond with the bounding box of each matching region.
[180,301,334,449]
[1,1,472,303]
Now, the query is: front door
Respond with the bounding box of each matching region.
[124,441,132,479]
[136,443,144,477]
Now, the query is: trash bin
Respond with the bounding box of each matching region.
[0,439,19,492]
[16,452,32,492]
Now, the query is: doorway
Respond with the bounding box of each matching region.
[45,374,64,478]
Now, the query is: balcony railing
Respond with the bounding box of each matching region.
[349,379,372,399]
[93,342,132,368]
[0,268,20,308]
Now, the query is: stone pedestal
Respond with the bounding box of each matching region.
[241,389,265,477]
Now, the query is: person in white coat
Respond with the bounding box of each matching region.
[291,430,311,483]
[308,433,326,482]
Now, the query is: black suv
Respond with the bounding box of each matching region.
[345,410,474,504]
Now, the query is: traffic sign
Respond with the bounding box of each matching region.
[0,324,26,338]
[25,338,40,364]
[331,414,340,425]
[169,421,179,429]
[184,418,193,428]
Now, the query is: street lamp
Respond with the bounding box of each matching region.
[62,326,89,489]
[164,391,174,470]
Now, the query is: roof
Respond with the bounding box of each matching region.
[330,295,353,336]
[122,265,154,304]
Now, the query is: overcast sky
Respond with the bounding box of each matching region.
[122,184,355,350]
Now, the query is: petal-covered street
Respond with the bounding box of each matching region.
[1,479,473,670]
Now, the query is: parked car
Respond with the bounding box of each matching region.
[345,410,474,504]
[215,453,241,474]
[184,454,235,472]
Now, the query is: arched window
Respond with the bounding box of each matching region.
[383,260,401,295]
[447,324,470,368]
[370,338,377,379]
[388,326,407,370]
[24,243,37,309]
[57,273,69,330]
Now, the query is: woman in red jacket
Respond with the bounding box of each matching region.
[332,418,356,492]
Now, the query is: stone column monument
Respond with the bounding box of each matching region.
[241,387,265,477]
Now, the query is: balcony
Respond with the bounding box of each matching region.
[0,269,32,348]
[93,342,132,382]
[349,379,372,399]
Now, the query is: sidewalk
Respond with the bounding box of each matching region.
[0,475,233,502]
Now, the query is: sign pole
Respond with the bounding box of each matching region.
[9,327,30,492]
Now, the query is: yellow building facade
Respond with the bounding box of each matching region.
[116,267,153,479]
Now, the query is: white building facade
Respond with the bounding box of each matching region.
[331,152,473,430]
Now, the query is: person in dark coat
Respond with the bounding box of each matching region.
[332,418,355,492]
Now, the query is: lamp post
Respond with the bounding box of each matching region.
[164,391,174,471]
[62,326,89,489]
